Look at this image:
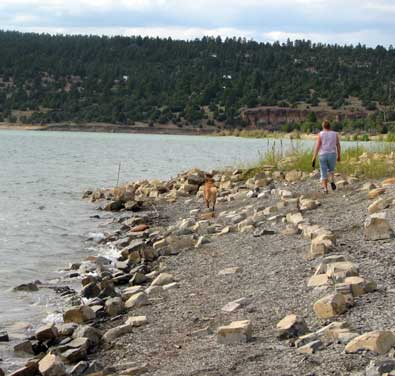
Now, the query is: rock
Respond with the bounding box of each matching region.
[195,235,210,248]
[299,199,320,211]
[39,353,68,376]
[122,285,144,299]
[368,188,386,200]
[281,226,299,236]
[308,274,330,287]
[130,224,149,232]
[286,212,304,227]
[70,361,89,376]
[125,316,148,327]
[285,170,303,182]
[218,267,241,275]
[344,276,367,297]
[103,200,123,211]
[162,282,179,291]
[326,261,359,280]
[253,228,276,237]
[105,297,125,317]
[124,200,142,211]
[368,198,392,214]
[365,359,395,376]
[8,363,39,376]
[364,212,394,240]
[14,282,39,292]
[61,346,87,364]
[151,273,174,287]
[221,298,249,313]
[103,324,133,342]
[336,180,348,188]
[297,339,323,354]
[217,320,252,344]
[14,340,34,355]
[35,324,58,342]
[118,363,148,376]
[345,331,395,354]
[310,236,334,258]
[145,285,164,296]
[313,293,347,319]
[276,314,308,339]
[81,282,101,299]
[64,306,96,324]
[125,292,149,309]
[72,325,102,348]
[0,330,9,342]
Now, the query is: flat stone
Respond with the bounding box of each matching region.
[103,324,133,342]
[296,339,323,354]
[368,188,386,200]
[345,331,395,354]
[308,274,330,287]
[151,273,174,287]
[8,363,39,376]
[368,198,392,214]
[125,292,149,309]
[221,298,248,313]
[217,320,252,344]
[125,316,148,327]
[14,340,34,355]
[218,267,241,275]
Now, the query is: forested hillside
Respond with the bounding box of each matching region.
[1,30,395,131]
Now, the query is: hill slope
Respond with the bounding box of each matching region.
[1,31,395,131]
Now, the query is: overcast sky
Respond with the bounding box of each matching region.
[0,0,394,47]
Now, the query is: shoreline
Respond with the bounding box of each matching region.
[3,161,395,375]
[0,123,392,142]
[0,123,215,136]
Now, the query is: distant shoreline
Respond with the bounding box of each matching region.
[0,122,215,136]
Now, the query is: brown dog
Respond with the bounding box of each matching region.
[203,176,217,211]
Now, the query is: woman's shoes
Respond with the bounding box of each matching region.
[330,182,337,191]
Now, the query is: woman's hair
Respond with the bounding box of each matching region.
[322,120,331,130]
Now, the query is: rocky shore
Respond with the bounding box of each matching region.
[3,165,395,376]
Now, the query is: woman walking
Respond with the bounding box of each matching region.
[312,120,341,193]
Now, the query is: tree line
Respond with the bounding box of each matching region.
[1,30,395,131]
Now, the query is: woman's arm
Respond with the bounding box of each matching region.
[312,134,321,162]
[336,134,341,161]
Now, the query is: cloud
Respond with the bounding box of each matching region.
[1,0,394,46]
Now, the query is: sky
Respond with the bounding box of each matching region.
[0,0,394,47]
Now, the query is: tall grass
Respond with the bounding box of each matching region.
[249,142,395,179]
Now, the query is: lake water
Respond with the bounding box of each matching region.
[0,130,317,370]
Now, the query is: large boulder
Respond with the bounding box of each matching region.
[364,212,394,241]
